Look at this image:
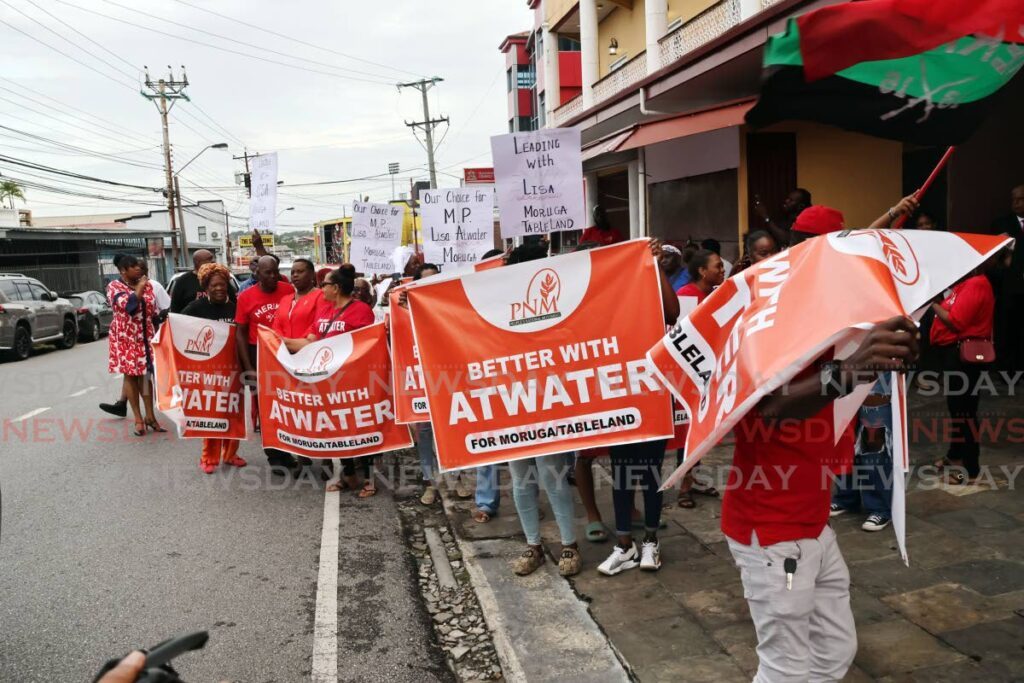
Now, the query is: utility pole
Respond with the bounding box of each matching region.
[397,78,448,189]
[234,148,256,198]
[142,66,189,268]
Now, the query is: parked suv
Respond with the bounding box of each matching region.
[0,273,79,361]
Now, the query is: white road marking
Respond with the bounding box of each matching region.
[11,407,50,422]
[70,386,97,397]
[311,490,340,683]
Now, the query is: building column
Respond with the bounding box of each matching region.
[628,161,640,239]
[543,25,560,125]
[638,148,648,237]
[645,0,668,75]
[739,0,761,20]
[584,171,598,228]
[579,0,599,108]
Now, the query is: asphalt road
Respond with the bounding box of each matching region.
[0,339,449,682]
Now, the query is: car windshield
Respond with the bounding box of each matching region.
[69,296,83,306]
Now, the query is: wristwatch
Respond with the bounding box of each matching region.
[820,360,849,397]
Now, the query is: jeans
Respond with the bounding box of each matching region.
[833,399,893,517]
[416,422,436,482]
[509,453,576,546]
[610,439,667,536]
[475,465,501,515]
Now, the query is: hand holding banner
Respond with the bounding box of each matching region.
[152,313,246,439]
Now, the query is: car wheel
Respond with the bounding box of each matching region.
[55,317,77,350]
[5,325,31,361]
[80,317,100,342]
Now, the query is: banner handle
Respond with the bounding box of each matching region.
[893,146,955,229]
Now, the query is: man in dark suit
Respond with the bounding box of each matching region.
[991,184,1024,376]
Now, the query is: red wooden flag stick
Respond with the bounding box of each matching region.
[893,146,955,228]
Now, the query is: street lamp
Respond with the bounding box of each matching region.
[172,142,228,266]
[277,206,295,217]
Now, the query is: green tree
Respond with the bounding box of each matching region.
[0,180,26,209]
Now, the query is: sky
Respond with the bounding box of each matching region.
[0,0,529,231]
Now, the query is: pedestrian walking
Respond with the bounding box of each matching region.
[182,263,246,474]
[831,376,893,531]
[106,254,165,436]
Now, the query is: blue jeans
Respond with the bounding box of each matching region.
[509,453,576,546]
[475,465,501,515]
[416,422,436,482]
[611,440,667,536]
[833,401,893,517]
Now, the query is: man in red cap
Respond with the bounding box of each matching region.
[789,205,846,244]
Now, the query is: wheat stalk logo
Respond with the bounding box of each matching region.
[879,234,907,276]
[540,273,557,303]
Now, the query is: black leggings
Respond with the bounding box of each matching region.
[939,344,988,477]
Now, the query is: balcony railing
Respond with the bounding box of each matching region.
[760,0,784,8]
[552,93,585,126]
[659,0,742,70]
[592,51,648,107]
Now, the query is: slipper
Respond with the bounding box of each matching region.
[677,491,696,509]
[585,521,608,543]
[358,482,378,498]
[472,509,492,524]
[325,480,346,492]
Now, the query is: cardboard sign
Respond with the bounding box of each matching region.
[648,230,1013,564]
[238,234,275,249]
[249,152,278,233]
[152,313,246,439]
[420,186,496,272]
[350,201,405,275]
[491,127,585,238]
[388,286,430,424]
[407,239,673,471]
[257,323,412,458]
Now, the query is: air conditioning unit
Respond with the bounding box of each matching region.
[211,231,220,239]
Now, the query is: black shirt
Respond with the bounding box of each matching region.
[181,298,236,323]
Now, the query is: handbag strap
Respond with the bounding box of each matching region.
[317,300,353,339]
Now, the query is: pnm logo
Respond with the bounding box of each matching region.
[184,325,214,356]
[878,231,920,286]
[296,347,334,377]
[510,268,562,327]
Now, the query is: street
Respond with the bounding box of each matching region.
[0,340,449,682]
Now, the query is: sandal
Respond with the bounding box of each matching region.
[933,457,961,473]
[358,481,378,498]
[132,420,146,437]
[145,419,167,433]
[511,546,545,576]
[585,521,609,543]
[677,491,696,509]
[946,471,968,486]
[472,509,492,524]
[325,480,346,492]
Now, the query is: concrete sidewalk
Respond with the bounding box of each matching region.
[441,387,1024,681]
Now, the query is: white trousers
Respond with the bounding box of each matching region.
[727,525,857,683]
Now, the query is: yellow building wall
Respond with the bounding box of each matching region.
[791,124,903,228]
[598,0,646,77]
[547,0,579,28]
[667,0,720,26]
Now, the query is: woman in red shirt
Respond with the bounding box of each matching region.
[674,249,727,506]
[930,257,1002,484]
[283,267,376,493]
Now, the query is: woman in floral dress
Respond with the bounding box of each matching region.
[106,254,165,436]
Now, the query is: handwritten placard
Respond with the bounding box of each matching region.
[491,128,584,238]
[248,152,278,233]
[351,201,405,275]
[420,186,495,272]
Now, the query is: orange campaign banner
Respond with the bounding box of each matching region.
[152,313,246,439]
[407,238,674,472]
[389,285,430,424]
[257,323,413,459]
[648,230,1013,563]
[473,253,505,271]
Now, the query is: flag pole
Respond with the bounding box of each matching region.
[893,146,955,228]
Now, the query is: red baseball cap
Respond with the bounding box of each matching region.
[792,205,846,236]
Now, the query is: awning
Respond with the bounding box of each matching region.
[618,100,754,151]
[581,127,636,162]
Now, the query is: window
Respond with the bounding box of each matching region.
[538,92,546,128]
[517,64,535,89]
[518,116,533,131]
[558,35,581,51]
[536,29,544,58]
[14,281,31,301]
[507,68,514,92]
[0,280,18,301]
[29,282,49,301]
[197,225,207,241]
[509,119,515,133]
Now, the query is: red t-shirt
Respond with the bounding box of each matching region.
[930,275,995,347]
[306,299,375,339]
[235,280,295,345]
[580,226,624,246]
[721,364,854,548]
[272,288,325,339]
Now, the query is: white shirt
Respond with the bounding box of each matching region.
[150,279,171,312]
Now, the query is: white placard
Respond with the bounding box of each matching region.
[248,152,278,232]
[491,127,584,238]
[350,201,405,275]
[420,186,495,272]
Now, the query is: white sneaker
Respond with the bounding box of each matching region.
[862,514,891,532]
[829,503,848,518]
[598,543,639,576]
[639,540,661,571]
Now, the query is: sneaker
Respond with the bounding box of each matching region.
[420,485,437,506]
[640,540,662,571]
[99,400,127,418]
[512,546,546,576]
[454,476,472,499]
[558,546,581,577]
[598,543,639,576]
[862,514,891,532]
[829,503,848,518]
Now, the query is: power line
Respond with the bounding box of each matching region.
[0,153,163,191]
[182,101,245,147]
[0,92,153,153]
[0,124,164,169]
[167,0,424,79]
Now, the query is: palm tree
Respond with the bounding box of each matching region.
[0,180,26,209]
